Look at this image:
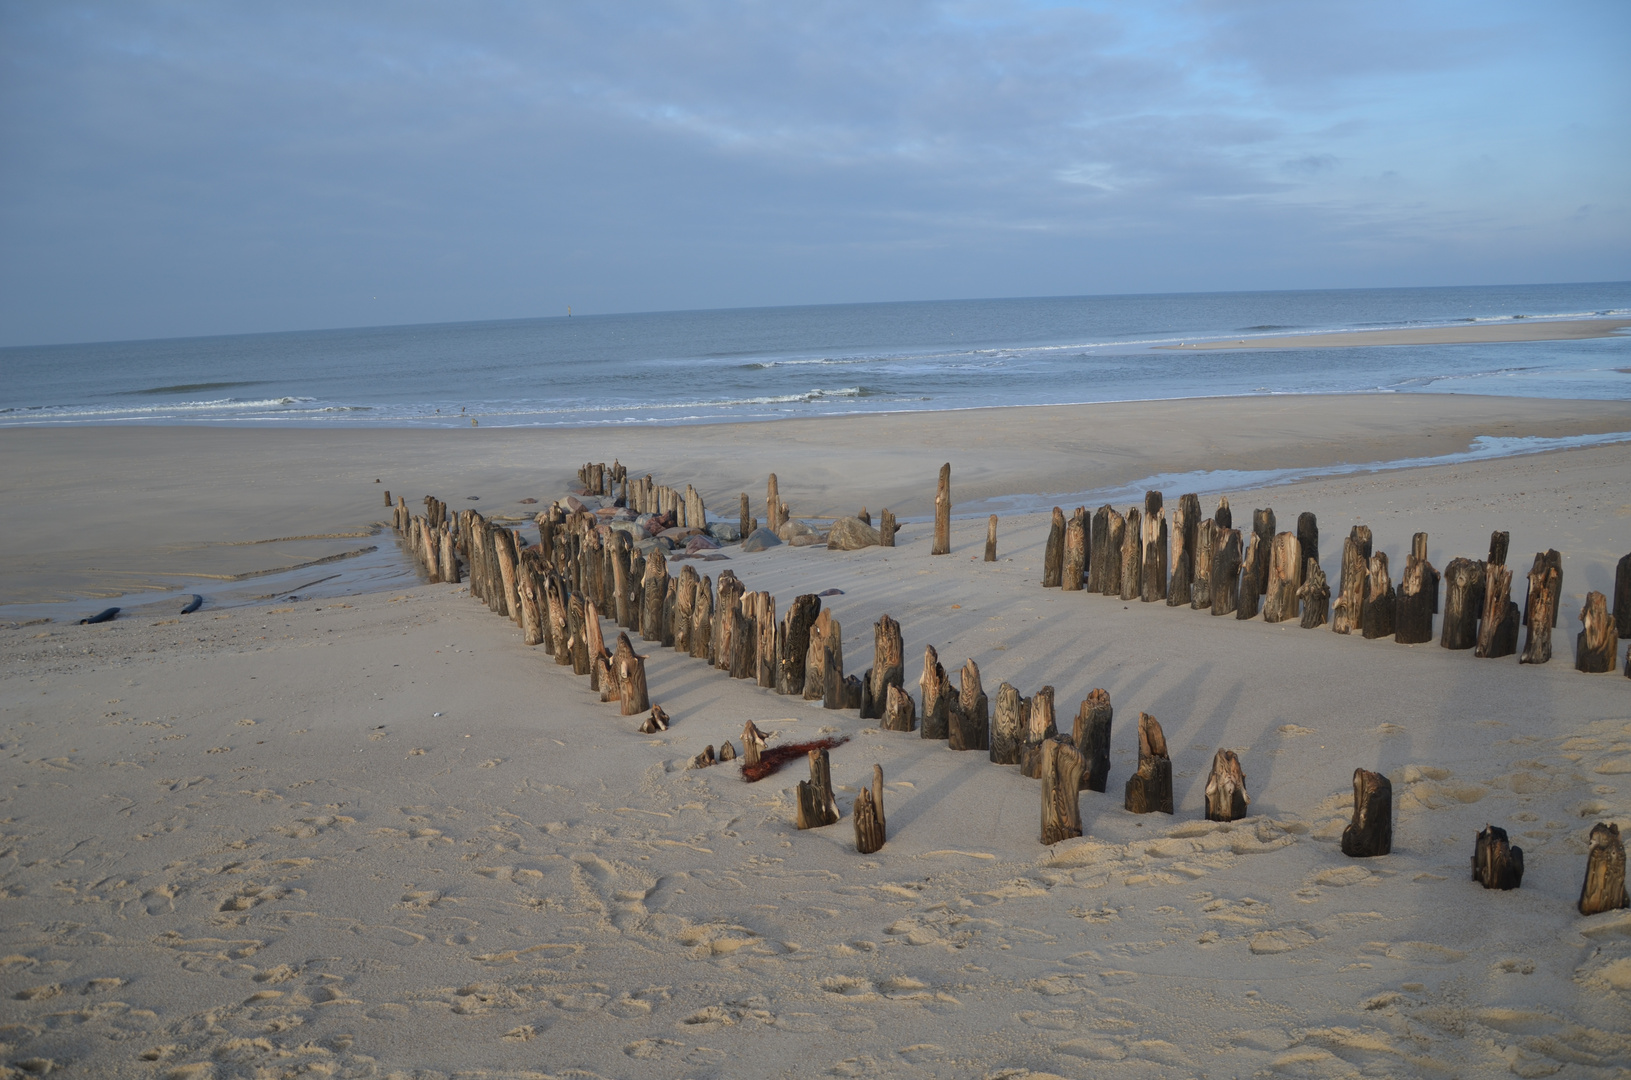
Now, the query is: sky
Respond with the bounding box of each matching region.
[1,1,1627,346]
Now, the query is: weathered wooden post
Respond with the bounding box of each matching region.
[803,610,831,702]
[738,493,752,539]
[795,748,840,830]
[1211,529,1242,617]
[1062,508,1087,590]
[1475,563,1520,659]
[1235,531,1262,620]
[776,594,820,695]
[1298,559,1330,628]
[1250,509,1275,597]
[883,685,917,732]
[1140,491,1168,603]
[821,620,846,711]
[1042,508,1064,586]
[1579,822,1629,915]
[1332,526,1373,634]
[1360,553,1396,640]
[879,508,897,547]
[1074,689,1112,792]
[639,705,669,734]
[1119,507,1142,601]
[493,527,520,621]
[1472,825,1524,890]
[1439,556,1484,649]
[1614,552,1631,640]
[616,633,649,715]
[1019,686,1057,778]
[932,463,951,555]
[756,592,778,688]
[853,764,886,854]
[1340,768,1392,857]
[1124,713,1172,814]
[1395,536,1437,645]
[1523,549,1563,630]
[1296,512,1318,571]
[1168,493,1199,606]
[985,515,999,563]
[729,601,756,680]
[1577,591,1618,672]
[689,574,713,661]
[991,682,1024,765]
[547,575,572,666]
[1191,518,1216,610]
[1100,507,1126,596]
[766,474,782,533]
[517,558,546,647]
[862,614,904,719]
[1263,532,1304,623]
[1520,557,1562,664]
[1213,496,1232,530]
[640,548,668,643]
[1204,749,1250,822]
[1040,740,1086,845]
[948,659,988,751]
[1089,506,1112,592]
[920,644,950,740]
[740,720,767,766]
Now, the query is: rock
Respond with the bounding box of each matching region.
[658,526,700,540]
[778,519,819,542]
[742,527,783,553]
[827,517,882,551]
[634,514,665,536]
[562,495,588,513]
[633,537,662,556]
[707,522,742,543]
[608,520,643,539]
[789,533,827,547]
[685,534,721,554]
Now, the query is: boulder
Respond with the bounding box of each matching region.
[633,537,661,556]
[789,532,828,547]
[707,522,742,543]
[562,495,588,513]
[827,517,882,551]
[685,534,721,554]
[742,527,783,553]
[778,518,819,542]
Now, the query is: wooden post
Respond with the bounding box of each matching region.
[1332,526,1373,634]
[803,610,831,702]
[1439,557,1484,649]
[639,706,669,734]
[1191,518,1216,610]
[1039,740,1086,845]
[1250,509,1275,596]
[862,615,904,720]
[985,515,1000,563]
[1074,689,1112,792]
[738,493,751,539]
[821,619,845,710]
[689,574,714,660]
[1520,558,1562,664]
[1099,507,1125,596]
[932,463,951,556]
[729,603,755,680]
[585,599,610,690]
[1296,512,1318,571]
[517,559,546,647]
[795,748,840,829]
[615,633,648,715]
[1475,563,1520,659]
[741,720,767,766]
[547,575,571,666]
[1576,591,1618,673]
[440,528,461,584]
[1263,532,1304,623]
[991,682,1024,765]
[1089,506,1112,592]
[1169,493,1199,606]
[948,659,988,751]
[1124,713,1172,815]
[1340,768,1392,857]
[1614,552,1631,640]
[1019,686,1058,778]
[1063,508,1087,590]
[879,508,897,547]
[718,740,736,762]
[920,644,949,740]
[1235,531,1262,620]
[1395,539,1437,645]
[1578,822,1629,915]
[713,573,741,668]
[1488,530,1510,567]
[757,593,778,689]
[1141,491,1167,603]
[1523,549,1563,630]
[1298,558,1330,629]
[1360,553,1395,639]
[639,548,667,643]
[776,594,820,695]
[1119,507,1142,601]
[673,565,697,654]
[1214,496,1232,530]
[853,764,886,854]
[1472,825,1524,890]
[1204,750,1250,822]
[1042,508,1064,586]
[766,474,781,533]
[883,685,917,732]
[493,527,519,621]
[568,595,592,675]
[1210,529,1242,617]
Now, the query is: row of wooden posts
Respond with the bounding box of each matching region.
[385,472,1628,913]
[1014,488,1631,675]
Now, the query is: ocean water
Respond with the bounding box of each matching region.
[1,282,1628,429]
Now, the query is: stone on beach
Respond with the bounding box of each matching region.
[742,527,782,552]
[827,516,882,550]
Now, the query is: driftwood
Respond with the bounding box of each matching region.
[1298,559,1330,628]
[991,682,1025,765]
[1100,507,1126,596]
[1360,553,1396,640]
[1074,689,1112,792]
[1578,822,1630,916]
[948,659,988,752]
[1019,686,1058,779]
[1063,508,1087,591]
[1235,531,1261,620]
[1169,492,1200,606]
[1211,529,1242,617]
[1124,713,1172,814]
[1204,749,1250,822]
[1439,557,1485,649]
[1615,552,1631,639]
[932,463,951,556]
[1576,591,1618,673]
[861,614,905,720]
[1141,491,1167,603]
[1340,768,1392,857]
[879,508,897,547]
[1192,518,1216,610]
[1043,508,1064,587]
[777,593,820,695]
[1332,526,1373,635]
[883,685,917,732]
[1472,825,1524,890]
[638,706,669,734]
[920,644,950,740]
[1263,532,1304,623]
[1089,505,1112,593]
[1522,549,1563,629]
[1475,563,1520,659]
[853,764,886,854]
[1520,557,1561,664]
[795,748,840,829]
[1040,739,1087,845]
[1119,507,1142,601]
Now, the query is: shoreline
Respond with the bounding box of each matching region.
[1158,315,1631,350]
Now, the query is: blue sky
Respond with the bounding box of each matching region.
[1,0,1626,345]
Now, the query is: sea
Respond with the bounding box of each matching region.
[3,282,1629,430]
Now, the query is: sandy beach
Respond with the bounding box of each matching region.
[3,393,1631,1078]
[1159,317,1631,350]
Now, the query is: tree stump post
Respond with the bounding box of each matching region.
[1074,688,1112,792]
[879,508,897,547]
[1042,508,1064,586]
[1578,822,1630,915]
[1576,591,1618,672]
[1360,553,1396,640]
[741,720,767,766]
[1211,529,1242,617]
[1119,507,1142,601]
[1192,518,1216,609]
[1124,713,1172,814]
[1019,686,1058,778]
[1614,552,1631,640]
[1520,559,1562,664]
[1205,749,1250,822]
[547,575,572,666]
[714,572,742,669]
[853,764,886,854]
[1298,559,1330,629]
[777,594,820,695]
[517,560,546,647]
[1439,557,1484,649]
[1089,505,1112,592]
[1040,740,1086,845]
[1472,825,1524,890]
[1475,563,1520,659]
[920,644,949,740]
[1263,532,1305,623]
[1062,508,1087,590]
[862,614,904,720]
[795,748,840,830]
[949,659,988,751]
[883,685,917,732]
[1332,526,1373,634]
[1488,530,1510,567]
[991,682,1025,765]
[1213,496,1232,530]
[932,463,951,555]
[1340,768,1392,857]
[1141,491,1167,602]
[984,515,999,563]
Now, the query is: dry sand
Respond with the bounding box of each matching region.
[1158,317,1631,350]
[3,395,1631,1078]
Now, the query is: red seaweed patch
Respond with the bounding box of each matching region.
[740,736,849,782]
